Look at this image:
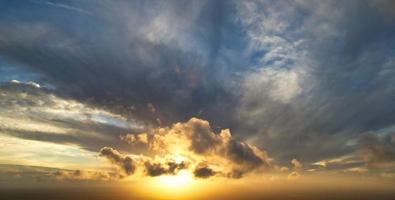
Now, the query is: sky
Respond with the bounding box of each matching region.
[1,0,395,199]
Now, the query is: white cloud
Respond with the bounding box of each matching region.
[242,67,303,103]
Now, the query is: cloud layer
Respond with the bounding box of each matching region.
[1,0,395,181]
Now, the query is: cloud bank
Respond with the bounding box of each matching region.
[1,0,395,180]
[100,118,270,179]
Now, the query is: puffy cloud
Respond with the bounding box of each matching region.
[105,118,270,178]
[144,162,167,177]
[225,139,268,171]
[184,118,224,154]
[144,118,270,175]
[120,133,148,145]
[144,160,188,177]
[99,147,136,176]
[193,164,216,179]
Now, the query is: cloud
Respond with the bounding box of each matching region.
[120,133,148,145]
[357,133,395,168]
[102,118,270,179]
[344,167,368,174]
[284,159,303,180]
[144,160,188,177]
[183,118,224,154]
[52,169,115,181]
[225,139,269,171]
[193,164,216,178]
[234,0,395,167]
[0,81,144,153]
[2,0,395,179]
[291,159,303,171]
[99,147,136,176]
[143,118,270,175]
[311,155,363,172]
[0,0,237,128]
[242,67,303,104]
[287,171,300,181]
[226,169,244,179]
[31,0,92,15]
[0,164,115,187]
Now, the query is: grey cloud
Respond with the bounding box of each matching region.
[0,0,237,128]
[167,161,188,174]
[0,164,114,187]
[99,147,136,175]
[185,118,223,154]
[225,139,267,170]
[184,118,270,171]
[235,0,395,165]
[358,133,395,168]
[144,162,166,177]
[0,82,143,153]
[193,164,216,178]
[144,161,188,177]
[52,169,115,181]
[226,169,243,179]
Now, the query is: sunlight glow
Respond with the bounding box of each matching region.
[140,170,202,199]
[157,170,193,188]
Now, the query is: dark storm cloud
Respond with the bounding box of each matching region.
[99,147,136,175]
[0,0,238,128]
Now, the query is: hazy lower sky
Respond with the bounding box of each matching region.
[1,0,395,199]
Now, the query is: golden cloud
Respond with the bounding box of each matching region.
[100,118,271,179]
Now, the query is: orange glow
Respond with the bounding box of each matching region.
[156,170,194,188]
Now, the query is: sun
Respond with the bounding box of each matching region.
[157,170,193,188]
[144,170,201,199]
[152,152,195,189]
